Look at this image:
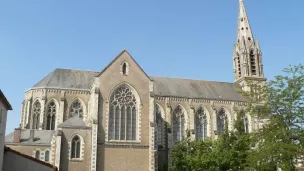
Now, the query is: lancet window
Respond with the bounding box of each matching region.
[32,101,41,130]
[217,108,227,135]
[173,105,185,143]
[46,101,56,130]
[196,106,207,141]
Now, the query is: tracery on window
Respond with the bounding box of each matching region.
[70,100,84,117]
[173,105,185,143]
[71,135,81,159]
[156,104,163,146]
[217,108,227,135]
[196,106,207,141]
[46,101,56,130]
[32,101,41,130]
[108,85,137,141]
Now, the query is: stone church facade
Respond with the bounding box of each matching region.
[5,0,266,171]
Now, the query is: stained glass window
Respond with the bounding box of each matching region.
[173,105,185,143]
[108,85,137,141]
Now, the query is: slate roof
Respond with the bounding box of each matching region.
[151,76,246,102]
[5,130,55,145]
[31,68,246,102]
[58,116,89,129]
[33,68,98,90]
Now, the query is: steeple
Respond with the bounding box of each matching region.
[232,0,266,89]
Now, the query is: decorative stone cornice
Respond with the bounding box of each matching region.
[103,143,149,149]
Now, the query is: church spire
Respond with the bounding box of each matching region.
[237,0,254,46]
[232,0,266,88]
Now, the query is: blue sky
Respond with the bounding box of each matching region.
[1,0,304,134]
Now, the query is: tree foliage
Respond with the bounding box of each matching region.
[169,64,304,171]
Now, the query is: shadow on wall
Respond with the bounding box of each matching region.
[96,94,105,171]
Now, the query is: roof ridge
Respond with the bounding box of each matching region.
[150,76,235,84]
[54,68,99,73]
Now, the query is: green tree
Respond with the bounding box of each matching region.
[246,64,304,170]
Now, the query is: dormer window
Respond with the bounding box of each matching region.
[121,62,129,76]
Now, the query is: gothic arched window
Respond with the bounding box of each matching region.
[122,63,127,75]
[108,85,137,141]
[71,136,81,159]
[244,117,249,133]
[70,100,84,117]
[46,101,56,130]
[45,150,50,162]
[35,150,40,159]
[250,49,256,75]
[32,101,41,130]
[196,107,207,141]
[217,108,227,136]
[156,104,163,146]
[173,105,185,143]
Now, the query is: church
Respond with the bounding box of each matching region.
[5,0,266,171]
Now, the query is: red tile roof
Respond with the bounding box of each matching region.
[4,146,57,171]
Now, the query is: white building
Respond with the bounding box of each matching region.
[0,89,12,171]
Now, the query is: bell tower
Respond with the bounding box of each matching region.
[233,0,266,90]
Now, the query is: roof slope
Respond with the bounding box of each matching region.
[58,116,89,129]
[33,68,98,90]
[151,76,246,101]
[31,68,246,101]
[5,130,55,145]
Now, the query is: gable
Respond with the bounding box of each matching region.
[96,49,151,80]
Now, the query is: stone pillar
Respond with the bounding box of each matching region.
[230,102,236,131]
[59,91,65,127]
[211,102,217,139]
[189,104,195,141]
[165,98,172,168]
[28,91,33,129]
[90,78,99,171]
[149,81,156,171]
[39,90,47,130]
[54,130,62,170]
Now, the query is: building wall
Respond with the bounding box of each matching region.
[5,145,51,161]
[102,147,149,171]
[60,129,92,171]
[96,52,151,171]
[3,151,55,171]
[0,102,8,171]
